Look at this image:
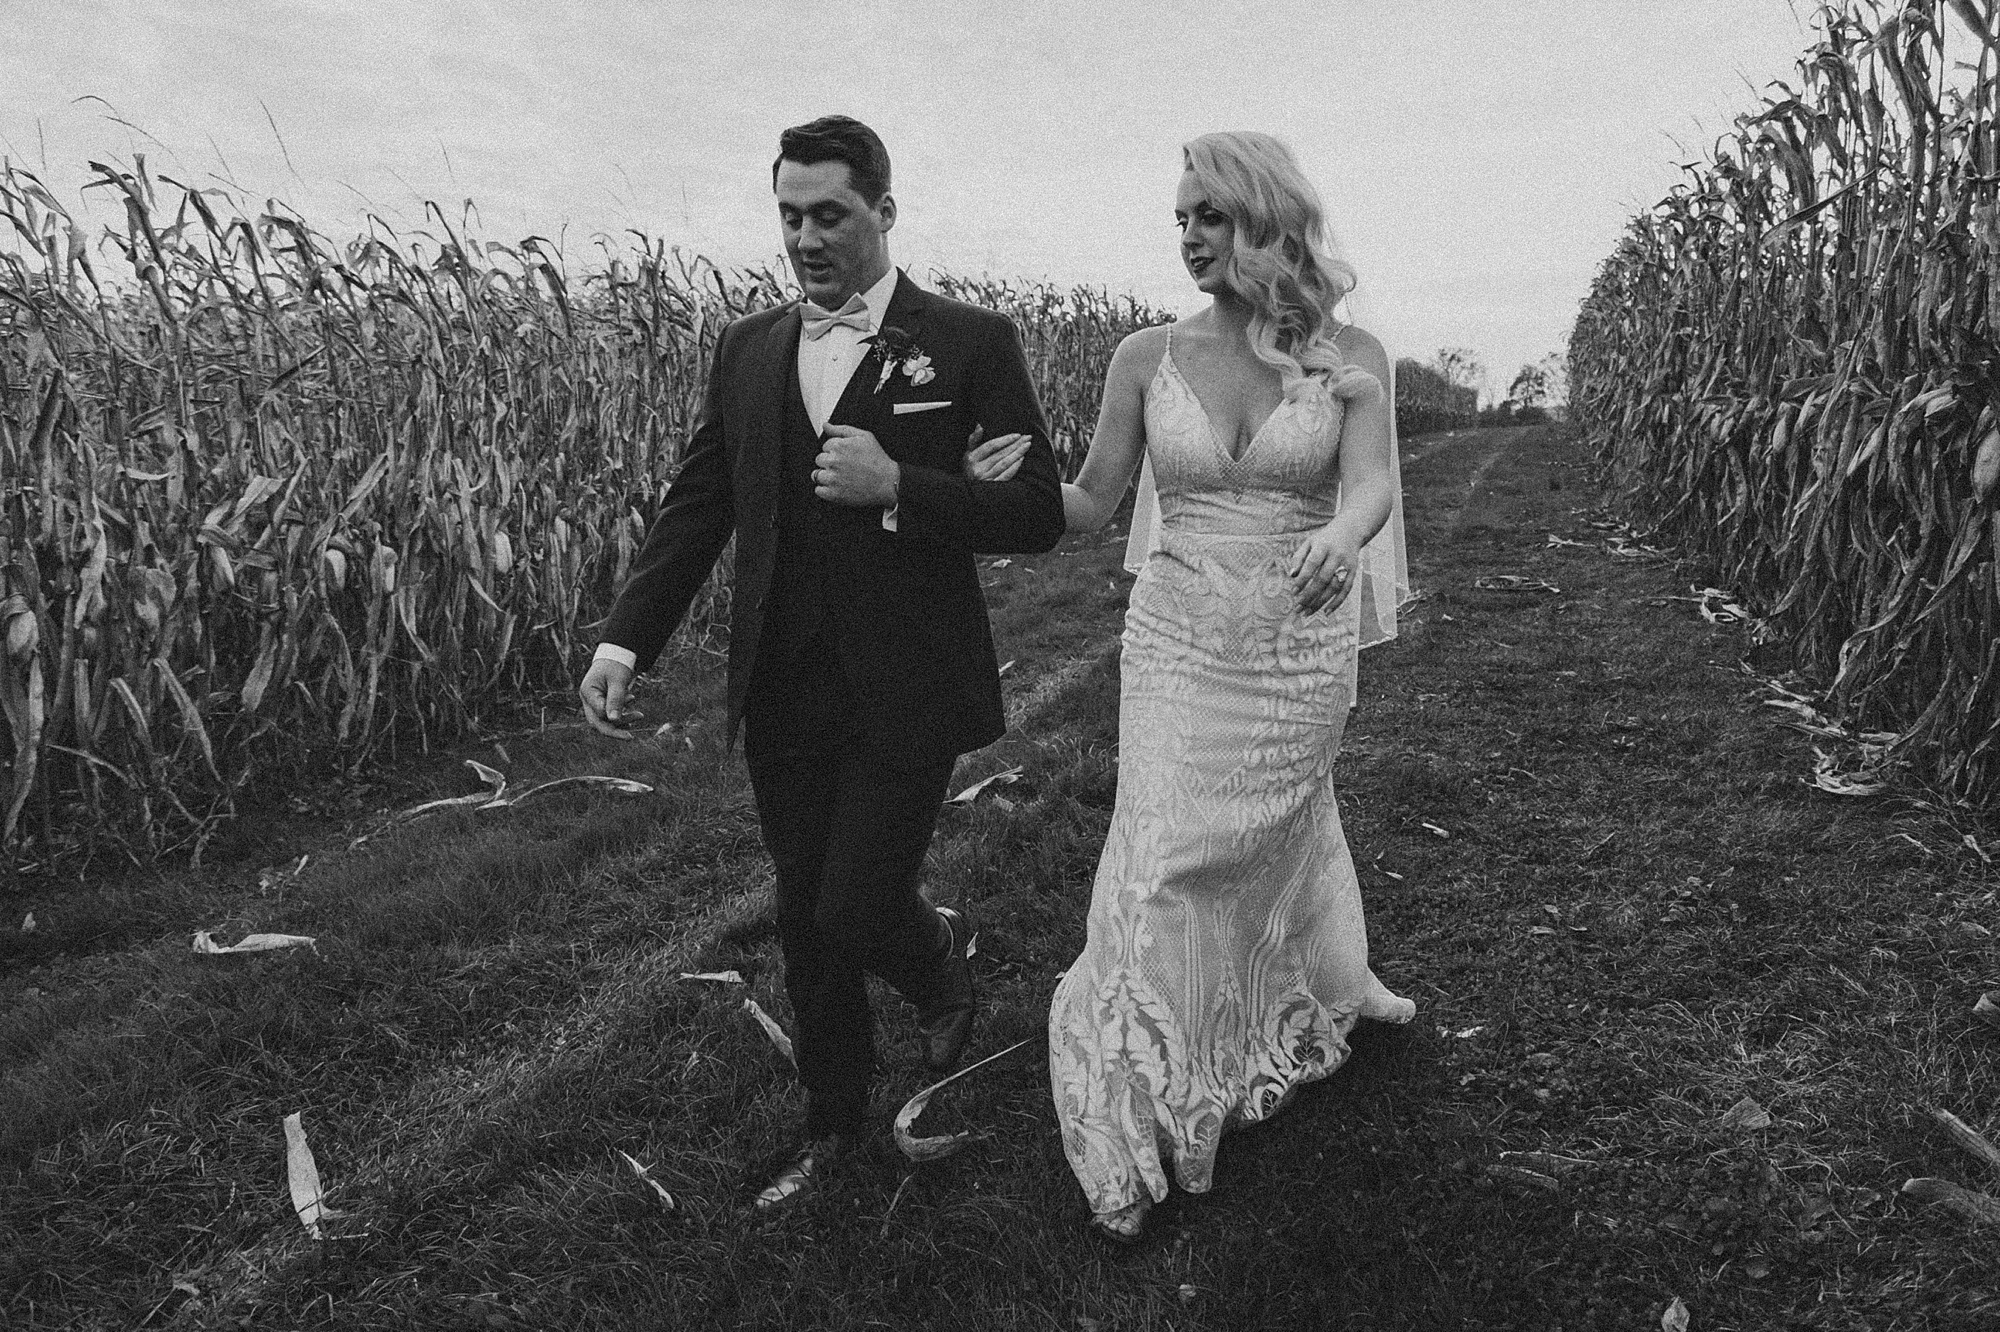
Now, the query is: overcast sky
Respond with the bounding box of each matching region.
[3,0,1819,395]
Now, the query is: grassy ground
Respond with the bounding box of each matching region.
[4,422,1999,1331]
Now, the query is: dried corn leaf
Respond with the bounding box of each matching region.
[1472,575,1561,594]
[1717,1095,1773,1132]
[946,765,1023,806]
[1695,587,1750,625]
[615,1148,676,1211]
[487,775,652,809]
[1927,1107,2000,1177]
[678,970,745,985]
[1807,748,1886,797]
[282,1112,346,1239]
[1497,1150,1588,1174]
[742,998,795,1066]
[894,1037,1036,1162]
[1901,1177,2000,1225]
[1486,1163,1559,1190]
[194,930,316,954]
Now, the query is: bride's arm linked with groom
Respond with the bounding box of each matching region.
[577,118,1412,1237]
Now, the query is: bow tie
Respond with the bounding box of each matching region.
[801,294,872,341]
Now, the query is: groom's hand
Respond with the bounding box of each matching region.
[579,657,638,740]
[816,425,901,508]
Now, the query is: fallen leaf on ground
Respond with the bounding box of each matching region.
[1662,1295,1690,1332]
[894,1037,1036,1162]
[743,998,795,1066]
[1421,822,1451,838]
[21,913,34,933]
[1718,1095,1773,1132]
[1529,926,1557,937]
[1441,1025,1485,1039]
[677,970,744,984]
[997,659,1016,677]
[1486,1163,1559,1190]
[487,775,652,809]
[1901,1177,2000,1225]
[615,1149,676,1211]
[1694,586,1749,625]
[1545,534,1587,548]
[1927,1106,2000,1176]
[946,765,1024,806]
[400,759,510,818]
[1473,575,1561,594]
[1806,748,1886,797]
[398,763,651,819]
[1498,1150,1588,1174]
[194,931,316,955]
[283,1112,345,1240]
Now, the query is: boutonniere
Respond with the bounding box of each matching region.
[867,325,936,394]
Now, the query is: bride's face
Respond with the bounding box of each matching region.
[1174,170,1233,295]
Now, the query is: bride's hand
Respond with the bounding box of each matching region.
[1288,525,1362,615]
[962,425,1030,483]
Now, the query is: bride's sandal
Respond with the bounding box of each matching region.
[1089,1197,1152,1245]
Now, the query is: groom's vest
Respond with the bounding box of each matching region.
[762,375,836,661]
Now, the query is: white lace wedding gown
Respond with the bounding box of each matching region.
[1047,331,1415,1218]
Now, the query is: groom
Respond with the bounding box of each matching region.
[578,115,1064,1209]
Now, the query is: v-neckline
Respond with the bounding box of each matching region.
[1163,336,1284,466]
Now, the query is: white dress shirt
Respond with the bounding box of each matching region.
[799,266,898,434]
[593,268,902,673]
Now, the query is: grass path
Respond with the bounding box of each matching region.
[4,424,2000,1330]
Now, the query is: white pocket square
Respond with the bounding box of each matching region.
[892,400,954,415]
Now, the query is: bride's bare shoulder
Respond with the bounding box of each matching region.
[1107,323,1173,386]
[1333,323,1391,378]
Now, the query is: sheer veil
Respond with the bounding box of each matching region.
[1121,236,1411,651]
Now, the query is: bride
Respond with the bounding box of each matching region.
[966,131,1414,1242]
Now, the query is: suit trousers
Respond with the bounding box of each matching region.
[743,634,956,1137]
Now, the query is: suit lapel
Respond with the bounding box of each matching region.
[828,270,932,432]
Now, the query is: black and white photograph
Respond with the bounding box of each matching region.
[4,2,2000,1327]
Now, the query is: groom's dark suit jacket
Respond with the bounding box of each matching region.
[599,271,1066,762]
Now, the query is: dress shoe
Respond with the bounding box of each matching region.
[753,1134,849,1213]
[919,906,977,1073]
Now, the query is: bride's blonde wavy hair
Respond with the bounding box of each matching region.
[1182,131,1367,400]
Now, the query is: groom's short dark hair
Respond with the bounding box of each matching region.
[774,116,892,204]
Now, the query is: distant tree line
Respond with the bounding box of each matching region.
[1394,348,1567,438]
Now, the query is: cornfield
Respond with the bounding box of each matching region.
[1571,0,2000,806]
[1393,359,1480,438]
[0,161,1161,866]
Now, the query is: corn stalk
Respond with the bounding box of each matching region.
[0,164,1157,866]
[1571,0,2000,806]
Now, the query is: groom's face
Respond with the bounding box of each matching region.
[775,159,895,308]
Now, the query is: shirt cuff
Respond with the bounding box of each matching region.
[593,643,638,671]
